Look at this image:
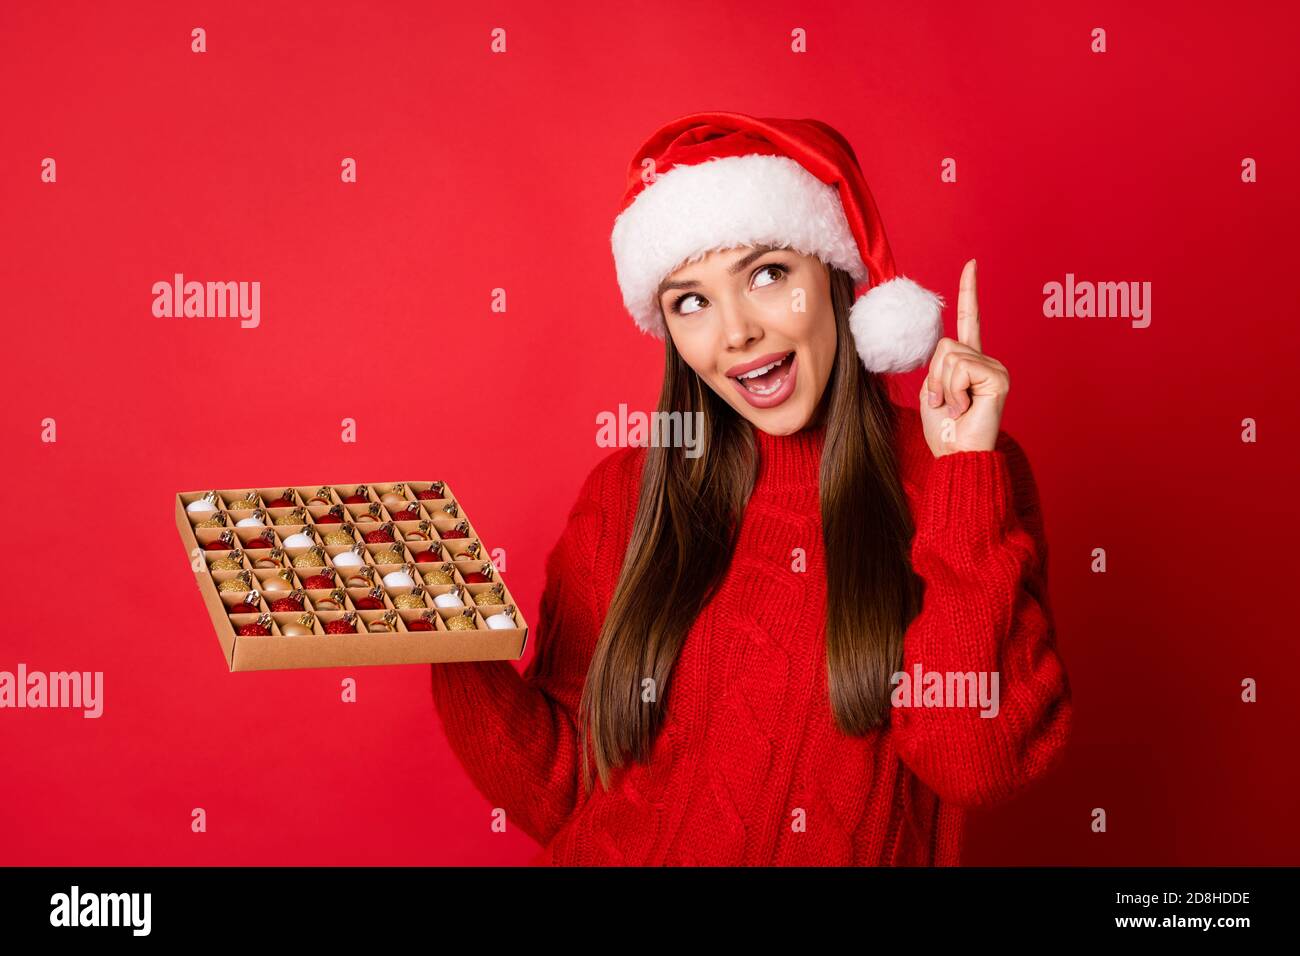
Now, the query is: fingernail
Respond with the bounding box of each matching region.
[927,390,939,407]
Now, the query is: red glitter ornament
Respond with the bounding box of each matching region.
[301,574,334,589]
[324,618,355,634]
[238,620,270,636]
[364,526,395,543]
[270,596,305,612]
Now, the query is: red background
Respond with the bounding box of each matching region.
[2,0,1296,866]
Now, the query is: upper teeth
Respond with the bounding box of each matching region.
[737,354,789,379]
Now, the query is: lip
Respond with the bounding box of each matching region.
[725,350,794,378]
[729,352,798,409]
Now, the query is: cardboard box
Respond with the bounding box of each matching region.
[175,482,529,672]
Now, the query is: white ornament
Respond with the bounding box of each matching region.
[383,570,415,588]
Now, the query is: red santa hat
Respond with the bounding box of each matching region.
[610,111,944,374]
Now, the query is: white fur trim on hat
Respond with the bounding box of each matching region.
[849,276,945,373]
[611,154,868,337]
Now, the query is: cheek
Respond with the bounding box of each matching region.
[760,289,832,358]
[802,281,837,344]
[793,294,838,384]
[759,281,823,338]
[815,304,838,352]
[667,322,720,377]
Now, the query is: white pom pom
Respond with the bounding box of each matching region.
[848,276,945,373]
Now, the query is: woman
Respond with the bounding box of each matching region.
[430,111,1072,866]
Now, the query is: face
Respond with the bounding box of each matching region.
[658,245,838,436]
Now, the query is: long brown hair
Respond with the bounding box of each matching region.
[578,265,922,792]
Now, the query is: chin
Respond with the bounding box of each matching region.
[736,396,816,436]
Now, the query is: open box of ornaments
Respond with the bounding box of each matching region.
[175,482,529,672]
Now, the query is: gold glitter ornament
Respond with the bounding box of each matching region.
[446,609,477,631]
[195,516,225,528]
[273,507,308,526]
[373,546,403,565]
[393,592,426,609]
[323,529,355,547]
[292,546,327,569]
[230,494,260,510]
[218,573,252,593]
[211,555,244,572]
[474,584,505,607]
[422,563,455,586]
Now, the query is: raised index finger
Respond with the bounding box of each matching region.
[957,258,981,353]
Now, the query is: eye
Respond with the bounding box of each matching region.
[751,263,789,289]
[671,292,707,316]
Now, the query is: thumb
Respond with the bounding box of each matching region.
[918,380,942,412]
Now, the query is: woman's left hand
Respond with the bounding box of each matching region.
[919,259,1010,457]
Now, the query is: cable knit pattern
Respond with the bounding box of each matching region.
[429,402,1072,865]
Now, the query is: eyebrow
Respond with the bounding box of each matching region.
[656,245,783,298]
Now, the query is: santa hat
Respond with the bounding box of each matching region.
[610,111,944,374]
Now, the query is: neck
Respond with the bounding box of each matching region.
[751,418,826,493]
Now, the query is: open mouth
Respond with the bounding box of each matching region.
[732,350,795,395]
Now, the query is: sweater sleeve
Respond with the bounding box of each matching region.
[889,431,1072,809]
[428,455,617,845]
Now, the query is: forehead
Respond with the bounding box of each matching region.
[666,244,816,281]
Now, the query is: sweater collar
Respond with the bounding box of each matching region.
[752,420,825,492]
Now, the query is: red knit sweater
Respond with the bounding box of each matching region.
[429,402,1072,865]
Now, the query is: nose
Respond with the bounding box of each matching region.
[718,294,763,351]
